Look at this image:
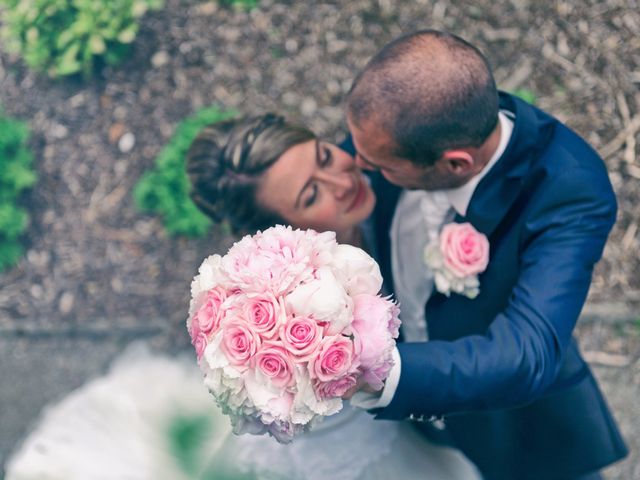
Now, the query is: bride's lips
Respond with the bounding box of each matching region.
[346,177,366,213]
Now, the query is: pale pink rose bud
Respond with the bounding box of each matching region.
[280,315,323,359]
[351,294,399,390]
[196,287,228,335]
[440,222,489,277]
[252,343,295,388]
[191,328,208,361]
[243,293,281,339]
[309,335,357,382]
[314,374,358,400]
[221,320,261,367]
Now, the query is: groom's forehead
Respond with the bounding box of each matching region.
[349,121,396,160]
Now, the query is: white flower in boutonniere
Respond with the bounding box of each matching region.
[423,222,490,299]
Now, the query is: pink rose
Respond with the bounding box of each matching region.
[309,335,358,382]
[190,324,208,360]
[243,293,281,339]
[280,315,323,359]
[314,374,358,400]
[221,320,261,367]
[252,343,295,388]
[195,287,228,336]
[440,222,489,277]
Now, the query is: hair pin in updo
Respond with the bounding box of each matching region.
[230,143,243,169]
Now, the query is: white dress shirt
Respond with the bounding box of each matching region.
[352,111,514,409]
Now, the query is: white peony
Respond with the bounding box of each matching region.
[328,244,383,296]
[285,267,353,335]
[189,254,228,317]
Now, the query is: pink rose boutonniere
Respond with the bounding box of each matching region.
[423,222,489,299]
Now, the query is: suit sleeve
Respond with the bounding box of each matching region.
[373,166,617,420]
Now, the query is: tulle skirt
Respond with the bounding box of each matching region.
[5,344,481,480]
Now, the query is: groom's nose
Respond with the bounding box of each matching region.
[355,153,378,172]
[354,154,368,170]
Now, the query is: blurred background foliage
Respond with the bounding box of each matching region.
[133,106,237,237]
[0,110,36,272]
[0,0,164,78]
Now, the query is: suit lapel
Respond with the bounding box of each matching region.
[463,93,556,238]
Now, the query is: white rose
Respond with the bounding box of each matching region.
[285,267,353,335]
[329,244,382,296]
[200,254,228,289]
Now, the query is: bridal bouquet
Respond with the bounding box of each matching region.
[187,225,400,443]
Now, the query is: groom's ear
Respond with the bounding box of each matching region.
[441,150,475,174]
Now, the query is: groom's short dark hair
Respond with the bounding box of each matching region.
[346,29,499,166]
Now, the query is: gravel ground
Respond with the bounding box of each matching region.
[0,0,638,478]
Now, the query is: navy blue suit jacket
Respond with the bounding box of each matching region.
[345,93,628,478]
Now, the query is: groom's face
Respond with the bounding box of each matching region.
[347,117,453,190]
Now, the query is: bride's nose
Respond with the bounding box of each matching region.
[319,171,353,199]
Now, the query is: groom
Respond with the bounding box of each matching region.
[345,30,628,479]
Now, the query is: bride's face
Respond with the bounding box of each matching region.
[256,140,376,236]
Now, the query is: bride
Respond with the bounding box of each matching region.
[5,114,481,480]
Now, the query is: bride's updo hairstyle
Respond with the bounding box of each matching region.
[186,114,315,234]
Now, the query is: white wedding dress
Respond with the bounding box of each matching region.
[5,344,481,480]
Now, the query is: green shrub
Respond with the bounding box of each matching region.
[133,106,237,237]
[511,88,537,105]
[0,0,164,78]
[218,0,259,10]
[0,110,37,272]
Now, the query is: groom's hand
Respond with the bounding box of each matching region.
[341,378,382,400]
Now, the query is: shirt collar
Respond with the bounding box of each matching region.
[444,111,514,216]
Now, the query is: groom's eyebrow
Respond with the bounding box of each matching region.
[294,140,321,209]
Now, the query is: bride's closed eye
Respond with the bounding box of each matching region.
[320,145,333,167]
[302,145,333,208]
[304,183,318,208]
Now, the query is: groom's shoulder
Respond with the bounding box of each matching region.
[503,92,608,175]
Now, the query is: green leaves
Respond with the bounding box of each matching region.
[133,106,237,237]
[0,0,164,78]
[0,110,37,272]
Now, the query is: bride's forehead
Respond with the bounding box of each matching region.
[258,140,318,196]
